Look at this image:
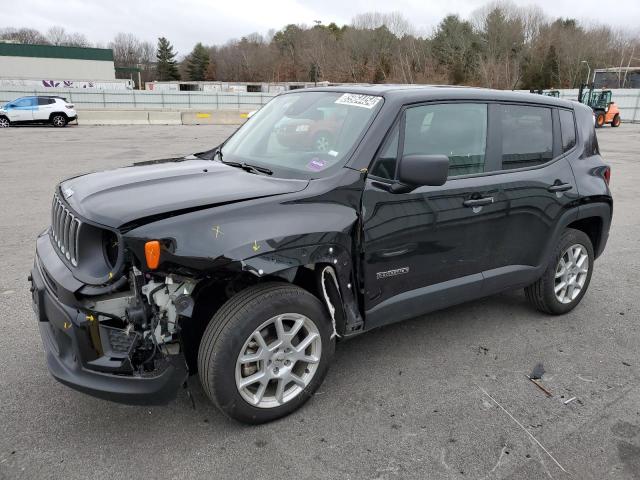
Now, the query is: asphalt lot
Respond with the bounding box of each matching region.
[0,123,638,480]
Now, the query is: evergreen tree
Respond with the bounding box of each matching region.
[187,43,210,81]
[541,45,559,88]
[156,37,180,81]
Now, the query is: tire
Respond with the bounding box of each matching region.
[0,116,9,128]
[525,228,594,315]
[313,131,334,152]
[51,114,67,128]
[198,282,335,424]
[595,112,605,128]
[612,114,621,127]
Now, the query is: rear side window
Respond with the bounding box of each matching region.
[559,109,576,152]
[37,97,54,106]
[500,105,553,169]
[403,103,487,177]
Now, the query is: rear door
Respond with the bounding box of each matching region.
[36,97,55,121]
[480,103,579,286]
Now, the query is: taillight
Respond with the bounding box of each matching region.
[603,166,611,185]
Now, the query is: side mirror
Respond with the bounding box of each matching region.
[397,154,449,188]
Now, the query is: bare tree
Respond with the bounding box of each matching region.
[0,27,49,44]
[46,26,91,47]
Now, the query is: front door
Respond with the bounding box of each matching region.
[362,102,503,328]
[7,97,35,122]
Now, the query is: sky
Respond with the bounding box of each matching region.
[1,0,639,55]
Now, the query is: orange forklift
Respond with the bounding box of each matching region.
[578,83,621,128]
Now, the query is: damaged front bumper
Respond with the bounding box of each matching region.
[30,232,187,405]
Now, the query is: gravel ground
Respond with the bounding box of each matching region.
[0,123,638,480]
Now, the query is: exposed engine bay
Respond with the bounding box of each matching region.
[81,268,197,375]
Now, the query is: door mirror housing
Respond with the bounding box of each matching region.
[398,154,449,188]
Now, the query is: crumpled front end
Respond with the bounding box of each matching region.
[30,218,194,405]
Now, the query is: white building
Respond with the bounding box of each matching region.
[0,42,131,89]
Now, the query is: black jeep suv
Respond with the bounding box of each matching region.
[30,86,612,423]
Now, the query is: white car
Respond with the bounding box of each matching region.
[0,96,78,128]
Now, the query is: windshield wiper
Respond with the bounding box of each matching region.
[223,160,273,176]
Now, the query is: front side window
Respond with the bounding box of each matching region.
[13,97,36,108]
[221,91,383,179]
[500,105,553,169]
[371,103,488,180]
[403,103,487,177]
[559,109,576,152]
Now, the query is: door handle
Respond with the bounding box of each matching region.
[463,196,494,207]
[547,183,573,193]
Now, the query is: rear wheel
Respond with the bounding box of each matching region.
[0,116,9,128]
[51,114,67,128]
[595,112,605,128]
[525,228,594,315]
[612,114,621,127]
[198,282,334,424]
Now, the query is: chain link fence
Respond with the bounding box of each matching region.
[554,89,640,123]
[0,86,278,111]
[1,86,639,121]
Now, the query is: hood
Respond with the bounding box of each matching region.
[60,159,309,228]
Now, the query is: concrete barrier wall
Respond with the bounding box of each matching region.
[148,111,182,125]
[181,110,250,125]
[79,110,150,125]
[77,109,250,126]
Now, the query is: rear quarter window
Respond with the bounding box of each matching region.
[559,109,576,152]
[499,104,553,169]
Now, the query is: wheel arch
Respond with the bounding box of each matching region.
[568,201,612,258]
[538,201,611,269]
[182,245,363,374]
[49,111,69,121]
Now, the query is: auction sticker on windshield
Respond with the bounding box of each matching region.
[335,93,382,109]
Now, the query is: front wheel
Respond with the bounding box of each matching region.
[612,114,621,127]
[595,112,605,128]
[51,114,67,127]
[0,116,10,128]
[198,282,334,424]
[525,228,594,315]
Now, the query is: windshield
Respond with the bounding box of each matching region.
[221,91,383,178]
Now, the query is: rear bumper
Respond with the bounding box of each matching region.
[30,231,187,405]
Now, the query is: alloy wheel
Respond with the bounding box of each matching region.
[554,244,589,304]
[235,313,322,409]
[52,116,66,127]
[315,135,330,152]
[0,118,9,128]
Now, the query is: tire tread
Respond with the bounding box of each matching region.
[197,282,332,422]
[525,228,594,315]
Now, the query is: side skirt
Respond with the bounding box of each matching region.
[364,265,541,331]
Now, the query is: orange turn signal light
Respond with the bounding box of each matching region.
[144,240,161,270]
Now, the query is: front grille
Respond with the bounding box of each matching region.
[51,193,82,266]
